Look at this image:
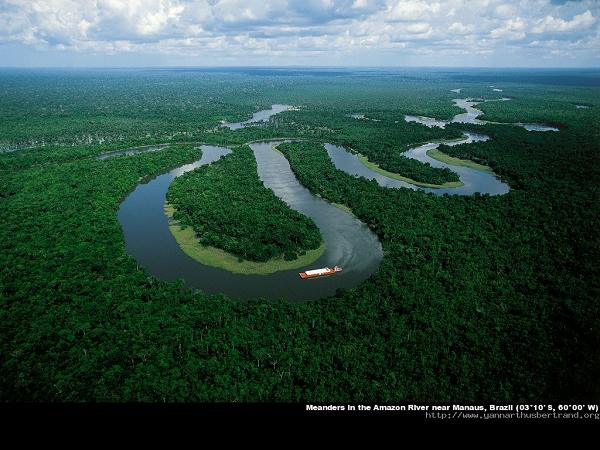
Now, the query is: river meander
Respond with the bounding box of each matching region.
[113,96,552,300]
[326,132,510,196]
[117,141,383,301]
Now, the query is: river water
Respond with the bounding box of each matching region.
[326,132,510,196]
[117,141,383,301]
[114,98,526,301]
[404,97,559,132]
[97,144,172,160]
[221,104,293,130]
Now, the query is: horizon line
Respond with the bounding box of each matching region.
[1,65,599,70]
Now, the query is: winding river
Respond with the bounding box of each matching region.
[97,144,172,160]
[222,104,293,129]
[118,140,383,301]
[113,97,556,300]
[404,97,559,132]
[327,132,509,196]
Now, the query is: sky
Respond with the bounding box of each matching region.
[0,0,599,67]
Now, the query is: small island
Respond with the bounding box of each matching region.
[165,145,325,274]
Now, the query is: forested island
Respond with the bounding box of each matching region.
[166,145,324,272]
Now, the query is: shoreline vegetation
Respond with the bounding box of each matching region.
[426,147,495,174]
[165,145,325,271]
[272,143,361,217]
[331,202,355,216]
[356,153,465,189]
[164,203,326,275]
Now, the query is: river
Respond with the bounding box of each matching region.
[113,97,539,300]
[117,141,383,301]
[326,132,510,196]
[221,104,293,130]
[403,97,559,132]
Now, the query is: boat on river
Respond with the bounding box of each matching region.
[299,266,343,279]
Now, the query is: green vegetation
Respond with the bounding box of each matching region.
[165,203,325,274]
[357,153,464,188]
[166,145,323,262]
[274,110,463,185]
[0,69,465,186]
[426,146,494,174]
[278,135,599,402]
[331,202,355,217]
[0,68,598,402]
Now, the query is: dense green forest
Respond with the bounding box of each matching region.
[0,69,467,186]
[275,108,463,185]
[167,145,322,262]
[0,68,598,402]
[278,137,599,401]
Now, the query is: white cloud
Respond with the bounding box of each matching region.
[490,17,527,40]
[0,0,598,65]
[387,1,441,21]
[532,10,596,34]
[448,22,474,35]
[494,4,515,20]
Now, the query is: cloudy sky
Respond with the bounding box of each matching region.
[0,0,598,67]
